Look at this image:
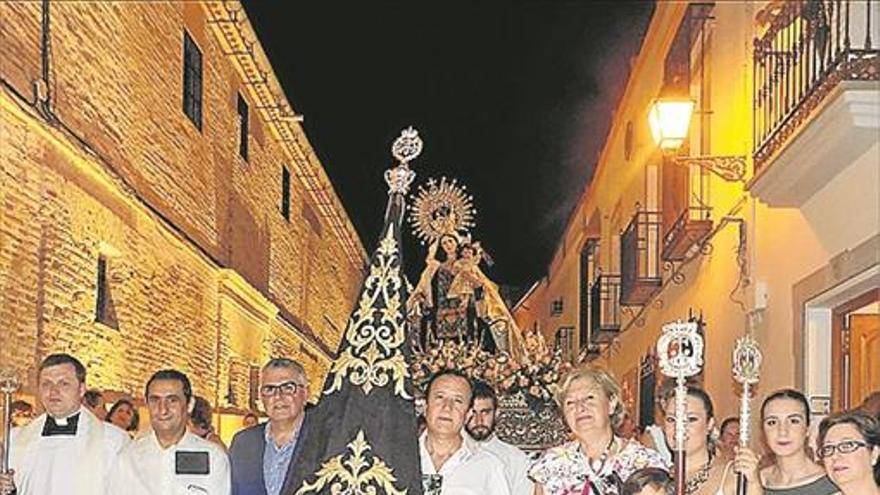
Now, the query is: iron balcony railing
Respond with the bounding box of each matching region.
[662,205,713,262]
[620,210,662,306]
[753,0,880,169]
[590,273,621,343]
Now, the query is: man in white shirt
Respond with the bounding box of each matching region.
[109,369,230,495]
[466,380,533,495]
[0,353,130,495]
[419,370,510,495]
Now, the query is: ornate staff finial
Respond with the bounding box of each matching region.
[385,127,421,194]
[657,320,704,495]
[732,333,762,495]
[1,368,21,474]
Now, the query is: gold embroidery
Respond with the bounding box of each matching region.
[296,430,408,495]
[325,224,411,398]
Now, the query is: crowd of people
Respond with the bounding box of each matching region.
[0,352,878,495]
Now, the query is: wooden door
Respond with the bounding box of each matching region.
[850,313,880,406]
[831,289,879,411]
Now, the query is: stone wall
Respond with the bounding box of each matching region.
[0,1,365,407]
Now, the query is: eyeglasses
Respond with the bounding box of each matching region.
[260,380,302,397]
[817,440,869,459]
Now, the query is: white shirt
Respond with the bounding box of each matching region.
[109,430,230,495]
[8,408,130,495]
[419,431,511,495]
[480,435,533,495]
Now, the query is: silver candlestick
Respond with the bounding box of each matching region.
[0,369,20,474]
[658,321,704,495]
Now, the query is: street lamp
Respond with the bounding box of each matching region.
[648,96,746,182]
[648,97,695,151]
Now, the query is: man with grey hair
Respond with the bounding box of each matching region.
[229,358,309,495]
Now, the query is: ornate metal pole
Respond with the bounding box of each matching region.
[0,369,20,474]
[732,334,762,495]
[658,321,704,495]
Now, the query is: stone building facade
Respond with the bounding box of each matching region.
[0,1,367,429]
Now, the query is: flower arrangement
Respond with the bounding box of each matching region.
[410,340,573,409]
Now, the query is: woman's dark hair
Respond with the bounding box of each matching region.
[434,234,459,263]
[664,385,714,419]
[761,388,812,425]
[817,410,880,485]
[621,467,673,495]
[191,396,214,430]
[106,398,139,432]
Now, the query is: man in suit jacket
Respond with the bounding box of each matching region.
[230,358,309,495]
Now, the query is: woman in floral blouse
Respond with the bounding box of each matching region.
[529,365,668,495]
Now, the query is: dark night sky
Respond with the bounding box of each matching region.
[244,2,655,291]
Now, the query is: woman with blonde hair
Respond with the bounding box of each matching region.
[529,365,667,494]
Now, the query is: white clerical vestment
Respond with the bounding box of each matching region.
[480,434,534,495]
[109,430,230,495]
[419,432,511,495]
[8,408,130,495]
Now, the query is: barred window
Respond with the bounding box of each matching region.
[281,166,291,220]
[182,31,202,131]
[237,93,249,161]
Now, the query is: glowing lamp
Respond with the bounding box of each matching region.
[648,98,695,150]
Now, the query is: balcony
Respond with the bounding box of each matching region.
[751,0,880,206]
[590,274,621,343]
[620,210,662,306]
[663,205,712,261]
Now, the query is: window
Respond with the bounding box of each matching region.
[281,166,291,220]
[555,327,574,362]
[182,31,202,131]
[95,256,118,328]
[237,93,249,161]
[579,239,599,349]
[551,298,564,317]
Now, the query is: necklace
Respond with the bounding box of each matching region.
[585,435,617,473]
[685,453,714,495]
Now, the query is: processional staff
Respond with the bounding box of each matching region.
[0,369,21,475]
[732,333,762,495]
[657,320,704,495]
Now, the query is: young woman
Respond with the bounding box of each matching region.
[662,386,761,495]
[817,410,880,495]
[105,398,140,437]
[759,389,837,494]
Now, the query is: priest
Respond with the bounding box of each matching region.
[0,353,130,495]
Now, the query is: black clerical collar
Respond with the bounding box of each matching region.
[42,411,81,437]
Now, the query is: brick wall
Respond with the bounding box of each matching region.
[0,1,364,407]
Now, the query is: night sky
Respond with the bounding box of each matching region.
[244,2,655,293]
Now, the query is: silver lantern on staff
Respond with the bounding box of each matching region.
[657,320,704,495]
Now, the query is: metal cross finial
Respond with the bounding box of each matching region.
[385,127,420,194]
